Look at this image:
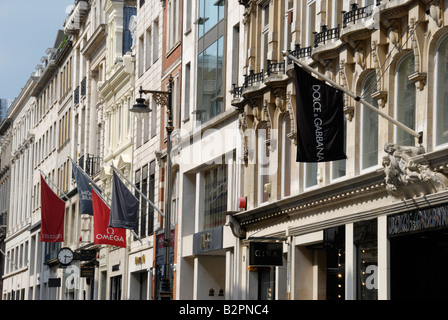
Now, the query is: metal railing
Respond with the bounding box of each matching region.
[313,24,340,47]
[266,60,285,76]
[78,154,101,177]
[244,70,264,87]
[287,44,312,65]
[342,4,373,28]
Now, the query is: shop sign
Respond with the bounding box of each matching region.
[48,278,61,288]
[388,205,448,237]
[81,249,96,261]
[135,254,146,265]
[193,226,223,255]
[81,266,95,278]
[249,242,283,266]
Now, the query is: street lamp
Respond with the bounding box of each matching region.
[130,75,174,300]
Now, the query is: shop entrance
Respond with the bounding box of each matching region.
[390,229,448,299]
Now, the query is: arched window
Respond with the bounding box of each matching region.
[361,72,379,170]
[434,36,448,147]
[395,53,415,146]
[258,124,270,204]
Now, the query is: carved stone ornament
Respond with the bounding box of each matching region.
[382,143,448,199]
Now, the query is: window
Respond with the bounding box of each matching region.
[306,1,316,47]
[281,115,291,197]
[332,119,346,180]
[232,24,240,86]
[123,6,136,54]
[284,0,293,51]
[330,0,343,28]
[395,53,415,146]
[196,0,225,125]
[140,165,148,237]
[354,219,378,300]
[145,27,152,70]
[202,165,227,230]
[305,162,317,188]
[258,125,270,204]
[172,75,180,128]
[361,72,378,170]
[196,37,224,124]
[171,171,179,226]
[110,276,122,300]
[153,19,159,63]
[148,161,155,235]
[134,162,155,238]
[167,0,180,51]
[151,96,157,138]
[185,0,192,32]
[197,0,225,38]
[138,35,144,76]
[434,36,448,147]
[184,62,191,120]
[261,2,269,71]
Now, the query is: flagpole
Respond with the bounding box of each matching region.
[110,164,165,219]
[39,170,69,200]
[283,51,423,145]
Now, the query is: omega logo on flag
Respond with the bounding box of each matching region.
[92,189,126,248]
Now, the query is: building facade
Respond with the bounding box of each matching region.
[231,0,448,300]
[3,0,448,301]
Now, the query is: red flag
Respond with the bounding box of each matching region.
[92,189,126,248]
[40,175,65,242]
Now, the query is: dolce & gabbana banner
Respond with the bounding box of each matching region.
[293,63,347,162]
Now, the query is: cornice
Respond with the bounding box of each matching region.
[233,169,387,229]
[81,24,106,59]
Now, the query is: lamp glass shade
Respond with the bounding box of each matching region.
[130,97,151,119]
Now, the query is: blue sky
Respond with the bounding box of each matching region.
[0,1,74,101]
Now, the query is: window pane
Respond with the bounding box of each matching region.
[203,165,227,230]
[396,54,415,146]
[196,37,224,124]
[436,37,448,146]
[361,73,378,169]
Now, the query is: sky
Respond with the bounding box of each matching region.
[0,1,74,101]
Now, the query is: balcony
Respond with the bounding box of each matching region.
[342,4,374,28]
[244,70,264,88]
[287,44,312,65]
[64,0,90,35]
[313,25,341,48]
[78,154,101,177]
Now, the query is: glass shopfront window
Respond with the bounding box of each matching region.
[202,164,228,230]
[354,219,378,300]
[324,226,345,300]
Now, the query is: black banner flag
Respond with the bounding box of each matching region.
[293,63,347,162]
[109,171,139,230]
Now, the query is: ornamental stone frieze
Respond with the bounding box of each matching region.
[382,143,448,199]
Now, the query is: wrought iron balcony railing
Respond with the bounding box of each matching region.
[244,70,264,88]
[78,154,101,177]
[287,44,312,65]
[342,4,374,28]
[313,24,340,48]
[266,60,285,76]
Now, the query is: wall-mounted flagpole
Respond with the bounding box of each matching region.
[39,170,70,200]
[283,51,423,145]
[110,164,165,219]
